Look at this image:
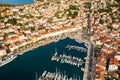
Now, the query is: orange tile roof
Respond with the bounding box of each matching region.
[96,66,104,72]
[98,52,109,58]
[112,40,118,45]
[113,44,118,50]
[92,34,100,40]
[97,28,104,33]
[97,57,107,67]
[117,50,120,54]
[106,34,113,39]
[34,35,40,38]
[107,41,113,45]
[3,39,12,44]
[95,73,105,80]
[10,36,18,42]
[16,41,22,46]
[100,33,107,38]
[61,27,67,30]
[101,45,109,52]
[95,66,105,80]
[100,37,107,43]
[41,31,48,35]
[18,33,24,36]
[20,29,24,32]
[111,30,118,34]
[9,44,15,48]
[110,57,118,66]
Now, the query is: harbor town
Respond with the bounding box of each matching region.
[0,0,120,80]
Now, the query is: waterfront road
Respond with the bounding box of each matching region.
[90,42,97,80]
[83,42,92,80]
[83,4,96,80]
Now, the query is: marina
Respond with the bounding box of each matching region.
[0,38,87,80]
[38,69,81,80]
[51,50,85,67]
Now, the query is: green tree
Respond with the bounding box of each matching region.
[71,11,78,19]
[69,5,79,10]
[84,2,91,9]
[31,27,35,32]
[7,18,17,25]
[94,46,99,53]
[99,19,104,24]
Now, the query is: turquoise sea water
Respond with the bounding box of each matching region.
[0,38,87,80]
[0,0,34,5]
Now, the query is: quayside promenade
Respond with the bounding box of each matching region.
[0,26,87,67]
[15,27,82,55]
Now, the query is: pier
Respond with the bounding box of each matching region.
[65,45,87,52]
[51,52,85,68]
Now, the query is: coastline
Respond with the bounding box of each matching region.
[16,26,91,80]
[0,27,91,80]
[0,34,87,80]
[14,27,83,56]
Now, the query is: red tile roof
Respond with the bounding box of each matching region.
[95,66,105,80]
[110,57,118,66]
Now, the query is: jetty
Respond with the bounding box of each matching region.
[65,45,87,52]
[51,51,85,67]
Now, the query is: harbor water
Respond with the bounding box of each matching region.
[0,38,87,80]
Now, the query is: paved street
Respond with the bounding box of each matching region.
[83,42,92,80]
[83,3,96,79]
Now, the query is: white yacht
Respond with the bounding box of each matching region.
[0,54,17,67]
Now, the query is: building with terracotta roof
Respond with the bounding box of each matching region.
[101,45,109,53]
[8,43,18,52]
[111,30,119,37]
[3,39,12,44]
[95,66,105,80]
[108,57,118,72]
[17,33,26,40]
[95,51,110,80]
[15,41,23,47]
[90,34,100,41]
[10,36,18,43]
[115,54,120,61]
[96,57,107,71]
[0,47,7,58]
